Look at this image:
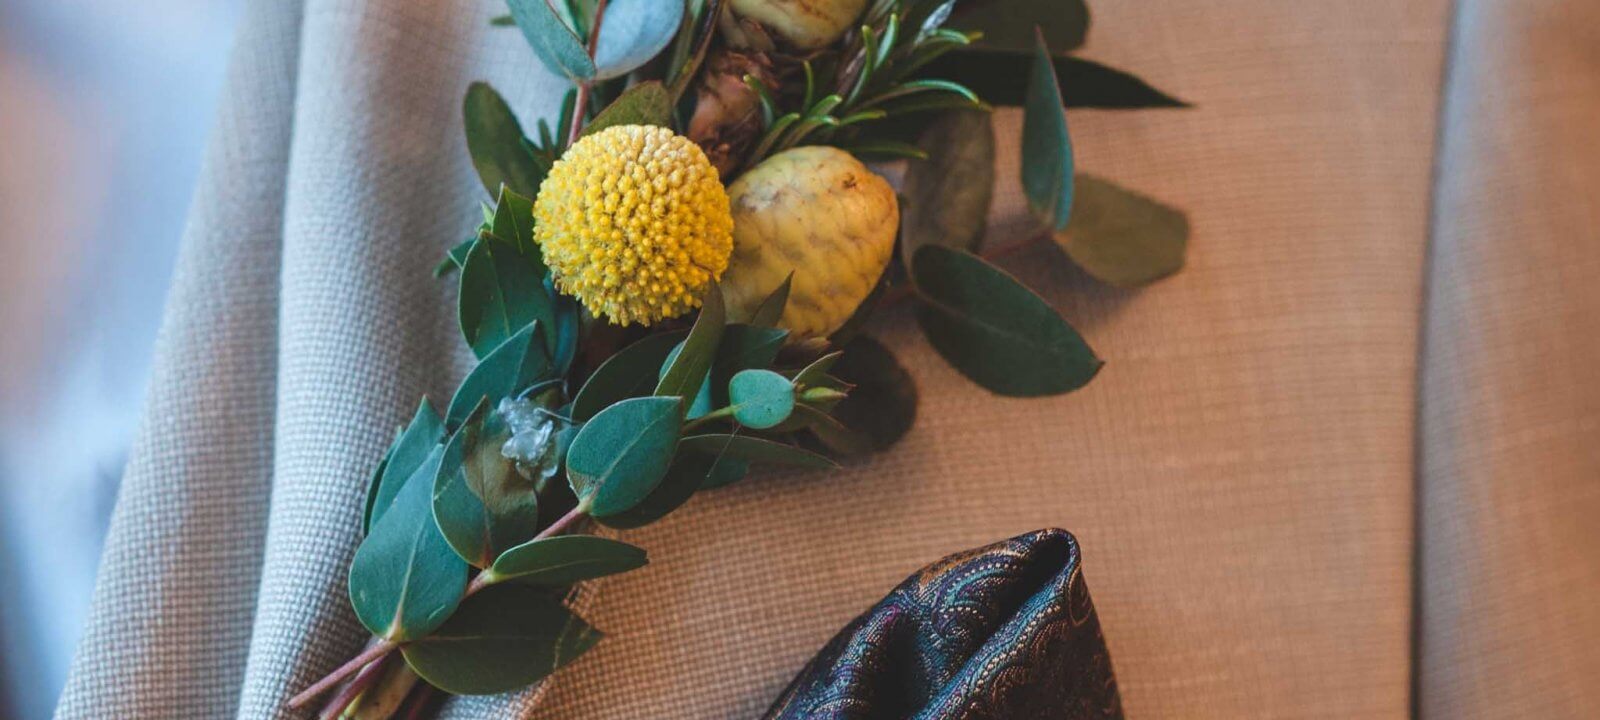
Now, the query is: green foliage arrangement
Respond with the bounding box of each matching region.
[289,0,1189,716]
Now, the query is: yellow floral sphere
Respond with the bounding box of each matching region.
[533,125,733,325]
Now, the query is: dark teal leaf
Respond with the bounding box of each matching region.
[361,439,394,537]
[919,52,1189,109]
[592,449,729,528]
[581,81,674,138]
[571,330,687,421]
[550,291,581,376]
[433,237,476,278]
[366,398,445,533]
[1022,31,1074,232]
[708,324,788,407]
[348,445,465,641]
[747,273,792,328]
[463,82,549,198]
[446,322,552,427]
[900,109,995,267]
[949,0,1088,53]
[489,185,540,260]
[729,369,795,429]
[592,0,684,79]
[400,584,600,695]
[1053,174,1188,287]
[485,535,647,586]
[433,400,541,568]
[680,433,837,470]
[566,396,683,518]
[459,235,554,360]
[791,351,843,391]
[505,0,596,80]
[655,284,725,400]
[912,245,1100,396]
[830,335,918,451]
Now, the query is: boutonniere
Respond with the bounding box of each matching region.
[289,0,1188,716]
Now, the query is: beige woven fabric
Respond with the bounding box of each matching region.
[1417,1,1600,717]
[53,0,1600,718]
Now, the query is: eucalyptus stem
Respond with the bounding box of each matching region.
[288,638,398,709]
[317,650,393,720]
[291,501,593,709]
[681,405,738,433]
[566,0,609,147]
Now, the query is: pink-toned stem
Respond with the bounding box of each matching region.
[287,638,397,709]
[290,505,590,708]
[317,650,393,720]
[565,0,610,147]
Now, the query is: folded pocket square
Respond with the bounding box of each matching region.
[765,528,1122,720]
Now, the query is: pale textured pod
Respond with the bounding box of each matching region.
[720,0,870,51]
[721,146,899,341]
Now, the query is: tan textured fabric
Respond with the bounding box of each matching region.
[1417,2,1600,718]
[52,0,1600,718]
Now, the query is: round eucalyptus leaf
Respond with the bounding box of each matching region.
[566,396,683,517]
[729,369,796,429]
[592,0,685,80]
[487,535,647,586]
[400,584,600,696]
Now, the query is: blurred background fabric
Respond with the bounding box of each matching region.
[0,1,240,717]
[4,0,1599,719]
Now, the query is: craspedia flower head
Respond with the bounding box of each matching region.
[533,124,733,326]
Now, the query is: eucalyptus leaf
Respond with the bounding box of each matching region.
[361,442,394,537]
[505,0,596,80]
[708,324,788,407]
[463,82,549,199]
[582,82,674,138]
[446,322,552,427]
[566,396,683,518]
[433,401,541,568]
[433,237,476,278]
[920,52,1189,109]
[729,370,795,430]
[829,335,917,452]
[900,110,995,266]
[1022,31,1074,232]
[948,0,1089,53]
[792,404,874,457]
[572,330,687,421]
[348,445,465,641]
[657,343,715,419]
[594,449,731,529]
[459,235,554,360]
[746,273,792,329]
[1054,174,1188,287]
[655,284,725,400]
[489,185,540,260]
[680,434,837,470]
[550,291,581,376]
[591,0,684,79]
[365,398,445,533]
[912,245,1100,396]
[400,584,600,695]
[486,534,647,586]
[791,351,843,391]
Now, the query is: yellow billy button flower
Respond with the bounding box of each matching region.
[534,125,734,326]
